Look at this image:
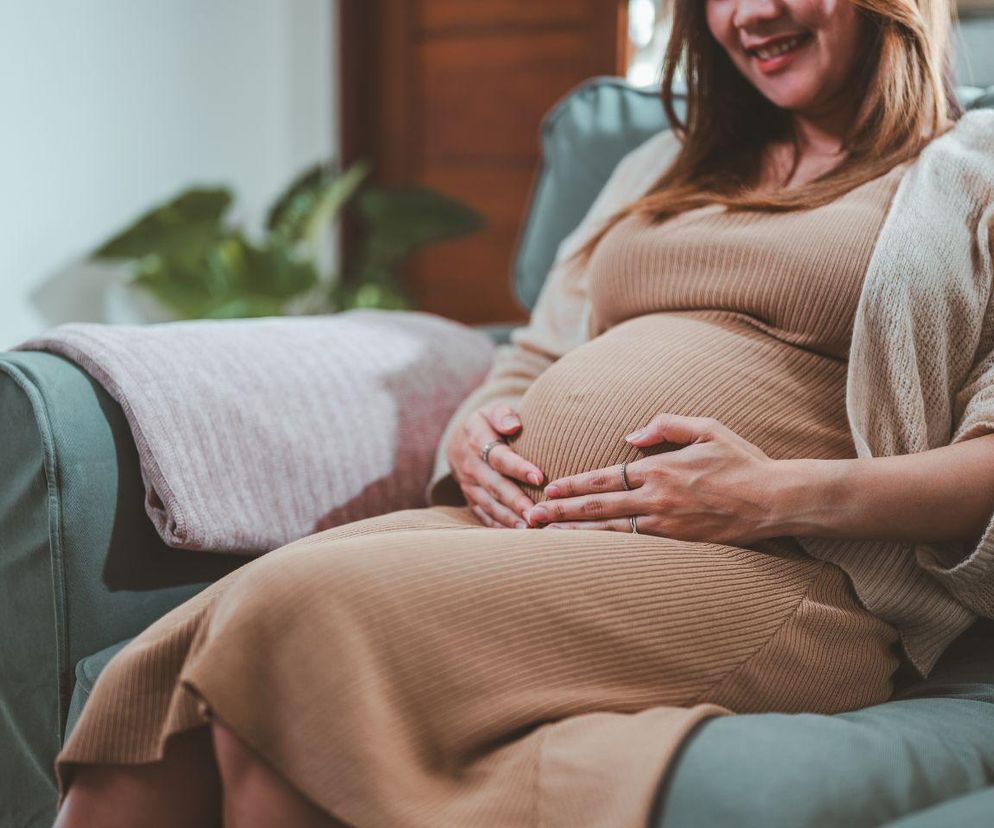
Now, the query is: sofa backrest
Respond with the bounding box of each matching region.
[513,77,994,312]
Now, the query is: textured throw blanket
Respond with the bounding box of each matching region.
[18,309,494,555]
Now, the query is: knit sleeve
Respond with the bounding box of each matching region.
[424,129,683,506]
[915,202,994,618]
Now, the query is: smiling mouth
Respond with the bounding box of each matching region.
[746,32,813,61]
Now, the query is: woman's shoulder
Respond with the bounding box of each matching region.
[592,127,683,216]
[610,128,683,187]
[896,110,994,215]
[948,107,994,139]
[625,126,683,164]
[912,109,994,177]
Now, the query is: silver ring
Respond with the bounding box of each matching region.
[630,515,639,534]
[620,461,632,491]
[481,438,505,465]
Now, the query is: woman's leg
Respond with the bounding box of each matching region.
[54,726,221,828]
[54,722,351,828]
[211,720,349,828]
[51,509,482,827]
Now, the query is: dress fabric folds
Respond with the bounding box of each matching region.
[57,506,900,827]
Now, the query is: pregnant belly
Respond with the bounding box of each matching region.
[507,312,853,505]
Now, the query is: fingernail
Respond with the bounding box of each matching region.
[527,471,541,486]
[625,429,647,442]
[501,416,519,429]
[545,484,560,498]
[529,507,548,524]
[515,520,528,529]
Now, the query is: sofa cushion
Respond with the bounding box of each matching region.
[513,78,682,311]
[881,785,994,827]
[653,619,994,827]
[65,639,131,741]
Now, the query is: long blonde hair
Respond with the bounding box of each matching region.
[575,0,960,262]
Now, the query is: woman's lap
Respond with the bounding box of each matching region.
[56,504,901,824]
[189,504,897,720]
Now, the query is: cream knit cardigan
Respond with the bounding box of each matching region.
[426,109,994,678]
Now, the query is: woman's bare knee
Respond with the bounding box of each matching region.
[210,720,346,827]
[54,727,221,828]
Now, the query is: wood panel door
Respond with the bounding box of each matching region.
[341,0,630,325]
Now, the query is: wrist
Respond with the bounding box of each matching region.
[764,458,855,538]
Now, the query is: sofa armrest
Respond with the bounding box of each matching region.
[2,316,503,825]
[0,351,246,827]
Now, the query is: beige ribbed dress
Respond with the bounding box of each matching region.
[56,161,910,827]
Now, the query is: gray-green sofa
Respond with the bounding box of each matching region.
[3,78,994,828]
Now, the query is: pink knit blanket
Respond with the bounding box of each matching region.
[17,310,494,555]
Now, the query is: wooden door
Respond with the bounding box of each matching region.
[340,0,630,325]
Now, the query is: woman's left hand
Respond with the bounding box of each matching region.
[523,413,783,545]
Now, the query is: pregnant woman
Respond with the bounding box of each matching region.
[56,0,994,826]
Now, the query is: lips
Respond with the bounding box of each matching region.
[745,32,812,61]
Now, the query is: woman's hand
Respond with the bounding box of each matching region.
[523,413,781,545]
[448,401,545,529]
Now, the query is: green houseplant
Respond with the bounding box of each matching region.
[92,161,484,320]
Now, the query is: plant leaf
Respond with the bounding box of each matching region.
[331,280,412,312]
[200,296,289,319]
[356,185,484,267]
[266,161,370,245]
[94,189,232,261]
[129,233,318,320]
[348,186,484,296]
[238,238,319,298]
[131,256,218,319]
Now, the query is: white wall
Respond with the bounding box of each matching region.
[0,0,337,349]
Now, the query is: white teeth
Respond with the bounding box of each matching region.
[753,34,807,61]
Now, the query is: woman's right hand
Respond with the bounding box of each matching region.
[447,401,545,528]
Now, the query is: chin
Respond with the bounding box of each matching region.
[753,78,825,115]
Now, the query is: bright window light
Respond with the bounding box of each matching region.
[629,0,657,48]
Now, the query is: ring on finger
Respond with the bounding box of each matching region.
[630,515,639,534]
[620,460,633,491]
[481,438,506,465]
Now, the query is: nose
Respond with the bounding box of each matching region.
[731,0,784,29]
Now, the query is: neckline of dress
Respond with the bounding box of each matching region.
[627,158,912,234]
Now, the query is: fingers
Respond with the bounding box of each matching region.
[625,413,722,448]
[459,419,535,527]
[453,402,545,528]
[524,490,644,527]
[487,443,544,487]
[467,410,544,488]
[542,517,650,533]
[471,505,505,528]
[544,463,634,499]
[483,402,524,438]
[470,461,534,523]
[467,483,528,529]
